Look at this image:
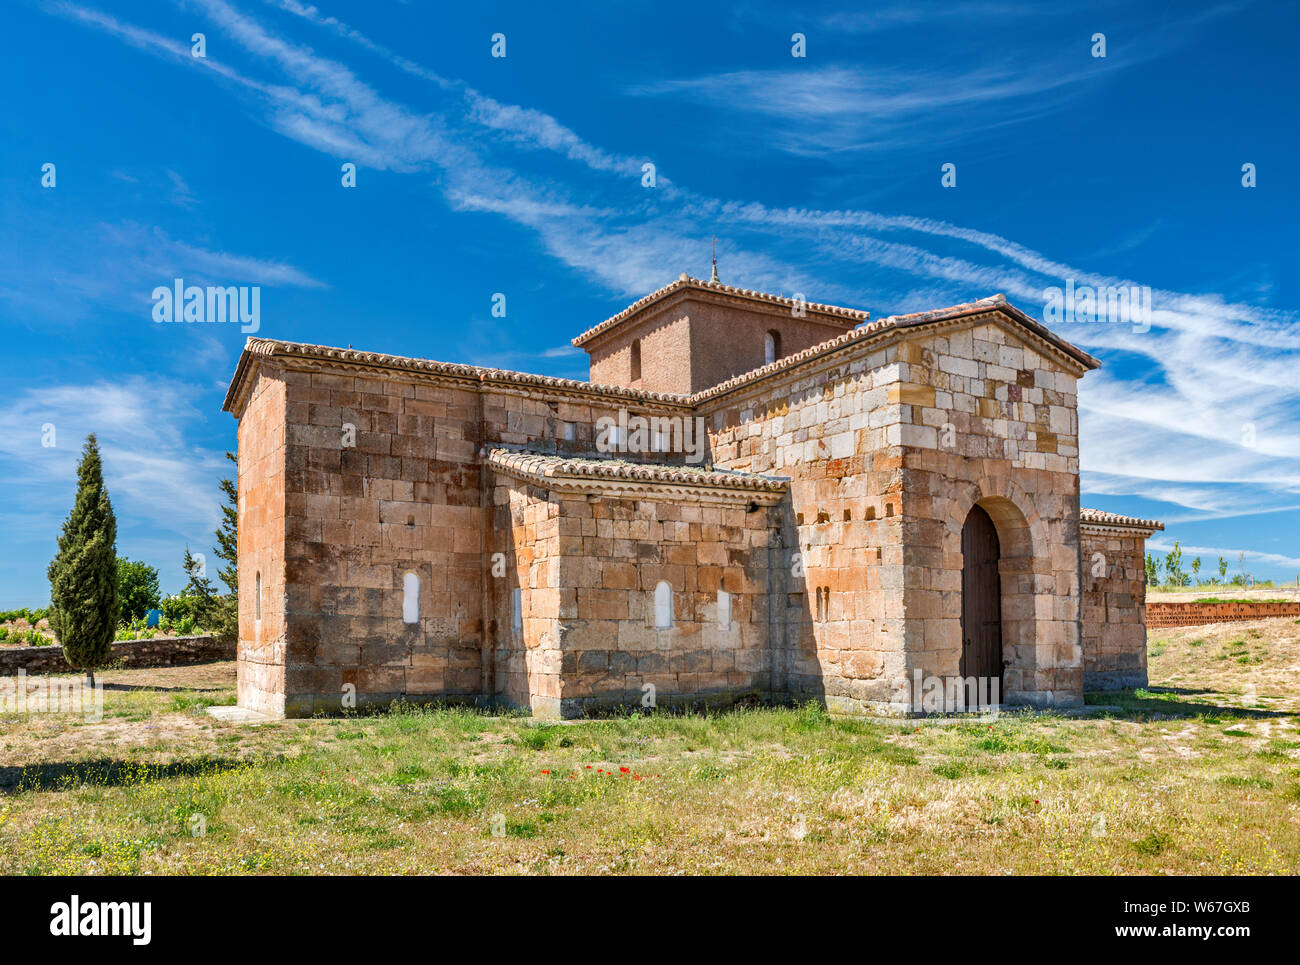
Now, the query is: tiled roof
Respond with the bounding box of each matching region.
[487,449,790,493]
[570,274,868,348]
[1080,508,1164,533]
[687,294,1101,404]
[225,295,1100,415]
[222,338,692,413]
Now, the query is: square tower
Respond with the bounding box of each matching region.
[573,274,867,395]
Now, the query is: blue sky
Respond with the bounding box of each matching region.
[2,0,1298,606]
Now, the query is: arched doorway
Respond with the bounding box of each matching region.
[960,504,1003,702]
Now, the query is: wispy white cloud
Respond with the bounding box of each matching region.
[0,220,326,323]
[165,169,198,208]
[35,0,1300,571]
[0,377,228,555]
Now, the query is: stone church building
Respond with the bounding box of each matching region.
[222,273,1161,718]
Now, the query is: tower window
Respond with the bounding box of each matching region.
[254,571,262,622]
[764,330,781,365]
[630,339,642,382]
[512,587,523,632]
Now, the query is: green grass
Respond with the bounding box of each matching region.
[1,653,1299,875]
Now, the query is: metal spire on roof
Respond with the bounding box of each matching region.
[710,235,719,284]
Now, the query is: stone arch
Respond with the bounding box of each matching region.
[942,477,1047,706]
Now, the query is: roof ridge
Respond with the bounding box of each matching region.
[223,337,693,412]
[685,294,1100,404]
[571,274,869,348]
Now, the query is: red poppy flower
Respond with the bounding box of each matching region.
[619,766,630,774]
[541,770,550,775]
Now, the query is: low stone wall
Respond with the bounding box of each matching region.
[0,635,232,675]
[1147,601,1300,629]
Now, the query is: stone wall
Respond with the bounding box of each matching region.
[236,349,702,716]
[699,338,908,714]
[0,635,231,675]
[1147,600,1300,629]
[1080,529,1149,690]
[489,454,782,718]
[895,325,1087,709]
[493,477,564,715]
[548,492,775,717]
[236,365,287,715]
[699,314,1091,712]
[274,366,485,715]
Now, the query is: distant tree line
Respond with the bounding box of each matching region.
[1145,542,1276,590]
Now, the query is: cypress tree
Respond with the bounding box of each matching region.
[212,451,239,644]
[48,434,118,686]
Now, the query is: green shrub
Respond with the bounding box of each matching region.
[0,607,51,625]
[116,557,161,623]
[160,594,196,622]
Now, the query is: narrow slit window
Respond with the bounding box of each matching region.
[717,589,732,627]
[402,571,420,624]
[654,581,673,629]
[764,330,781,365]
[630,339,642,382]
[512,587,523,632]
[254,571,262,621]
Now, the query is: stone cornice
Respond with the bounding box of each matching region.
[487,448,790,505]
[222,338,694,416]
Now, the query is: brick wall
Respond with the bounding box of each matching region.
[1147,601,1300,629]
[0,635,232,675]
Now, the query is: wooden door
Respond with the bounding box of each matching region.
[960,504,1003,702]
